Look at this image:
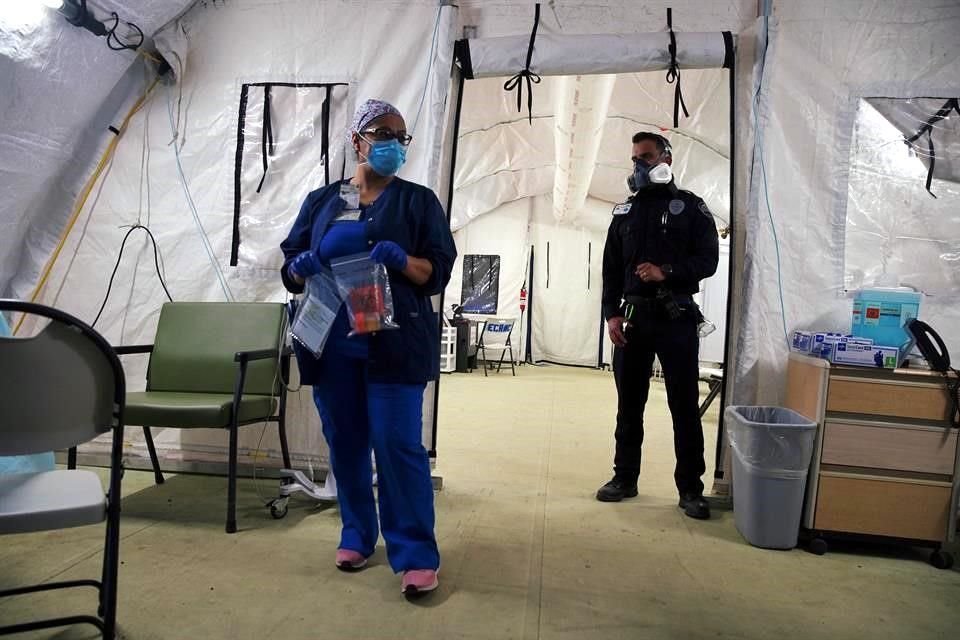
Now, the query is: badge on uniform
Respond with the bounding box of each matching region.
[612,202,632,216]
[337,182,362,221]
[335,208,362,222]
[698,201,712,218]
[340,182,361,210]
[668,199,686,215]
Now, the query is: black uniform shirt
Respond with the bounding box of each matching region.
[601,184,719,321]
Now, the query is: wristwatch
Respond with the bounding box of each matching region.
[661,264,674,278]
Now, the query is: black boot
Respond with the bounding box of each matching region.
[596,477,638,502]
[679,492,710,519]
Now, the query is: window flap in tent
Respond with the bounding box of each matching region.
[457,32,733,79]
[867,97,960,187]
[232,82,352,269]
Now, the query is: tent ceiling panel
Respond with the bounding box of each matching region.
[551,74,617,224]
[451,167,553,232]
[453,67,730,229]
[457,76,558,134]
[454,118,555,192]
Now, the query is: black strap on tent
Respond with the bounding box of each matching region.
[904,97,959,199]
[256,85,275,193]
[546,241,550,289]
[321,86,332,185]
[587,241,592,290]
[502,3,542,125]
[665,8,689,129]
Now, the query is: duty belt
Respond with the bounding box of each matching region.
[624,293,694,307]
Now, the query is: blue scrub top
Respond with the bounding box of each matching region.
[281,178,457,385]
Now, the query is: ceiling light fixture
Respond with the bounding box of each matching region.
[57,0,109,37]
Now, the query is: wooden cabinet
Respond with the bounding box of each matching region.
[785,353,959,549]
[815,473,951,541]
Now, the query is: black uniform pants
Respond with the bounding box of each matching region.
[612,310,706,495]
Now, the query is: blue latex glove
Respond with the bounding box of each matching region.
[289,250,323,279]
[370,241,408,271]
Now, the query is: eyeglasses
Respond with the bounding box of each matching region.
[360,127,413,146]
[632,152,666,164]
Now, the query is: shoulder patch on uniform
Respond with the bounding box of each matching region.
[612,202,632,216]
[698,201,712,217]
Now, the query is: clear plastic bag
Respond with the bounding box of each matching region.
[330,253,400,336]
[724,406,817,479]
[290,269,341,358]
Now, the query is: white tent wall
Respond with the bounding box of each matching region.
[19,0,458,469]
[0,1,193,299]
[528,195,608,366]
[733,1,960,406]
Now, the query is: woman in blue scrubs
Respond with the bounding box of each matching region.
[280,99,456,597]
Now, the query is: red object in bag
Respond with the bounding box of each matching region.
[350,284,385,314]
[349,284,386,334]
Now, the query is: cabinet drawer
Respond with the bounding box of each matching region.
[815,473,951,541]
[822,421,958,475]
[826,376,951,421]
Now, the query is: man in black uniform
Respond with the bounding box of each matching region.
[596,132,719,520]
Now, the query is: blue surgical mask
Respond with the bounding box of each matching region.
[362,137,407,177]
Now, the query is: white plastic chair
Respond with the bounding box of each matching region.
[477,318,517,377]
[0,300,126,639]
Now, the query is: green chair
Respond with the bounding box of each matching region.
[117,302,292,534]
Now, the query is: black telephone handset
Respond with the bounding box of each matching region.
[907,319,951,373]
[907,319,959,428]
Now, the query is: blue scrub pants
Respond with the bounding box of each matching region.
[312,353,439,573]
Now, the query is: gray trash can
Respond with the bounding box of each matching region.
[725,406,817,550]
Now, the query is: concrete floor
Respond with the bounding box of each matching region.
[1,365,958,639]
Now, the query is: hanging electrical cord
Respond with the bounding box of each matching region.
[410,3,444,137]
[105,11,144,51]
[251,422,274,507]
[13,76,160,335]
[752,16,790,348]
[92,224,173,329]
[166,86,235,302]
[57,0,145,53]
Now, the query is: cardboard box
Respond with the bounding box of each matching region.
[802,333,874,359]
[830,342,899,369]
[791,331,814,352]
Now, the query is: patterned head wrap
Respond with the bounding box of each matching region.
[351,99,403,135]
